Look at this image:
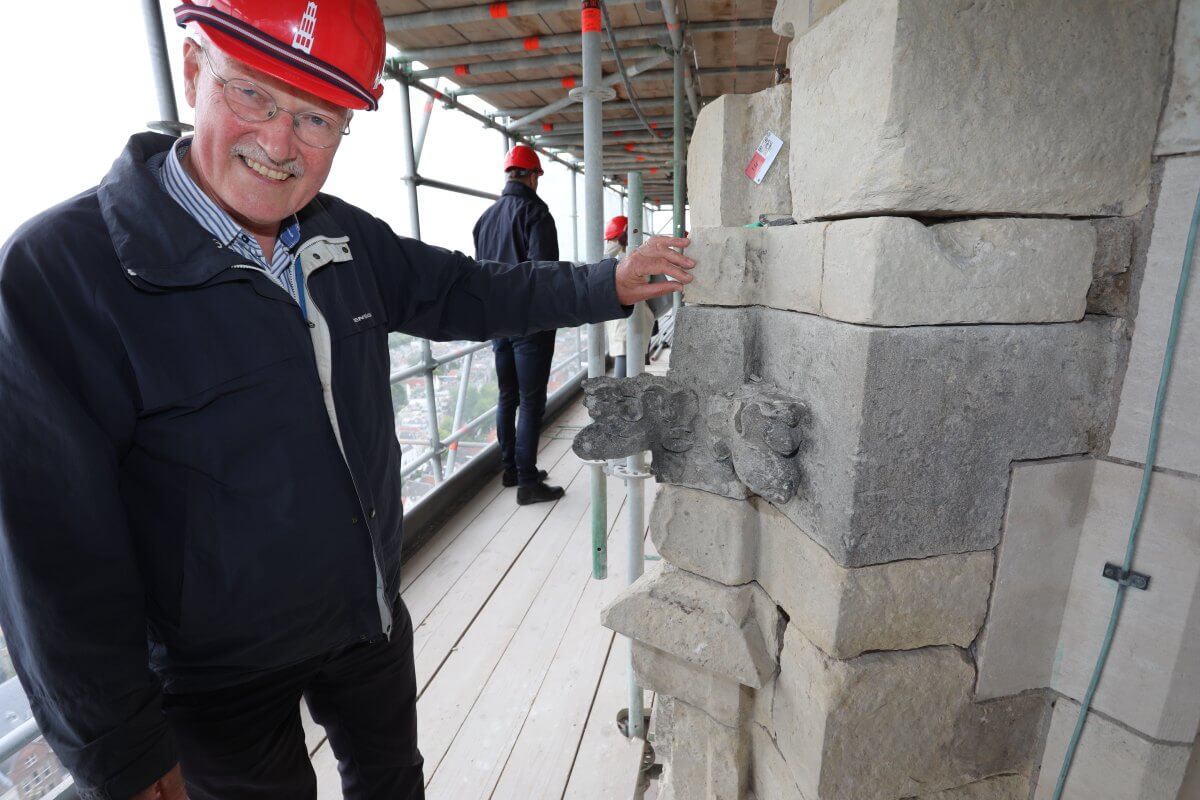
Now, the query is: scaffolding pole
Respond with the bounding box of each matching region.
[580,0,609,582]
[142,0,186,135]
[671,40,686,316]
[624,169,648,740]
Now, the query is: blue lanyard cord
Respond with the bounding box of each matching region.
[294,255,308,322]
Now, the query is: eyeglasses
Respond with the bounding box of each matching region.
[199,46,350,149]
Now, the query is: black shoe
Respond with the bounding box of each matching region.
[503,468,547,488]
[517,481,565,505]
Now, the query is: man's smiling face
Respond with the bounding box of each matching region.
[181,38,347,239]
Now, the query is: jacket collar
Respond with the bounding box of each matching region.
[98,132,347,289]
[501,179,546,208]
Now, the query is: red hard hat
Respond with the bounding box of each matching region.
[504,145,544,175]
[175,0,386,111]
[604,215,628,241]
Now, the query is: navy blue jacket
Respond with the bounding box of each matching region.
[0,133,623,799]
[472,180,559,265]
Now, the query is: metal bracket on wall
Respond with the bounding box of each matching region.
[1101,562,1151,591]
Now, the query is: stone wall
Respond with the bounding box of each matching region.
[578,0,1198,797]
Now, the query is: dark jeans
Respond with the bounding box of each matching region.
[492,329,557,486]
[162,600,424,800]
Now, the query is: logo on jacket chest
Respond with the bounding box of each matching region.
[352,312,374,324]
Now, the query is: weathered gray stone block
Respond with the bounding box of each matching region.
[975,459,1093,701]
[1034,698,1191,799]
[1156,0,1200,156]
[601,565,783,689]
[1086,218,1137,317]
[1109,155,1200,476]
[908,775,1031,800]
[632,641,752,729]
[790,0,1174,218]
[750,722,807,800]
[669,698,750,800]
[652,485,992,659]
[821,217,1095,325]
[688,85,791,229]
[765,626,1048,800]
[772,0,849,41]
[687,217,1095,326]
[685,224,824,314]
[1051,461,1200,742]
[665,306,1122,566]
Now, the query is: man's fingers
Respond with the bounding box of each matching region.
[648,235,691,250]
[639,281,684,300]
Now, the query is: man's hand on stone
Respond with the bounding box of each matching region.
[613,236,694,306]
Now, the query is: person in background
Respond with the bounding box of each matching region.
[0,1,694,798]
[603,215,655,377]
[473,145,566,505]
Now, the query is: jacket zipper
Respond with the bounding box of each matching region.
[233,254,394,639]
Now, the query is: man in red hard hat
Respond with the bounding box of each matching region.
[0,2,694,799]
[472,145,569,505]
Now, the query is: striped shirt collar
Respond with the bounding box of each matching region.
[158,136,301,277]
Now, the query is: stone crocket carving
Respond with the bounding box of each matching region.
[572,374,810,505]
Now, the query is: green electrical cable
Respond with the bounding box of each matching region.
[1051,178,1199,798]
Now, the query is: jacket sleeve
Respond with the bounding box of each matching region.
[525,208,560,262]
[0,230,176,799]
[352,207,627,341]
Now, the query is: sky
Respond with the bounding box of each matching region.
[0,1,672,257]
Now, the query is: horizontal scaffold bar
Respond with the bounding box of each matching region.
[384,0,642,31]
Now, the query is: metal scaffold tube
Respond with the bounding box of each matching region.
[142,0,184,134]
[409,45,661,81]
[624,170,648,741]
[671,41,686,316]
[385,0,641,31]
[397,78,423,241]
[580,0,609,582]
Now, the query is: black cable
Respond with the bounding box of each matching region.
[600,0,662,140]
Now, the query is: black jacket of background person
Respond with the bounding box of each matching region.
[0,132,624,799]
[473,180,560,266]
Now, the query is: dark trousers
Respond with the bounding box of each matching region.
[492,330,557,486]
[162,600,424,800]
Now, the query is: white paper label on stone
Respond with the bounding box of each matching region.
[744,132,784,184]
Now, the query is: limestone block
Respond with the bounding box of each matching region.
[1051,461,1200,742]
[750,722,808,800]
[651,485,992,659]
[1109,155,1200,476]
[632,641,752,729]
[1180,730,1200,799]
[975,459,1094,701]
[684,224,824,314]
[1086,217,1137,317]
[667,306,1122,566]
[688,85,791,229]
[687,216,1094,326]
[771,0,849,40]
[907,775,1031,800]
[600,565,783,688]
[767,626,1047,800]
[821,217,1095,325]
[1034,698,1191,799]
[669,698,750,800]
[1156,0,1200,156]
[790,0,1174,219]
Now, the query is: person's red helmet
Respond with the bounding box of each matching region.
[175,0,386,111]
[504,145,544,175]
[604,215,628,241]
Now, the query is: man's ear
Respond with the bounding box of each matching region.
[182,39,202,109]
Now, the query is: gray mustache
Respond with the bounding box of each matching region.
[231,143,304,178]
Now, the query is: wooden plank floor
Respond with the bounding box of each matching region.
[310,395,657,800]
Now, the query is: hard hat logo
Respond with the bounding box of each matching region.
[292,2,318,55]
[175,0,385,111]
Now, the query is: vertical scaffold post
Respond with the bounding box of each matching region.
[397,76,423,241]
[141,0,180,127]
[572,170,584,364]
[671,27,686,316]
[624,170,647,739]
[580,0,609,580]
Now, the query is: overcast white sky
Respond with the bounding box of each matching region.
[0,1,665,257]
